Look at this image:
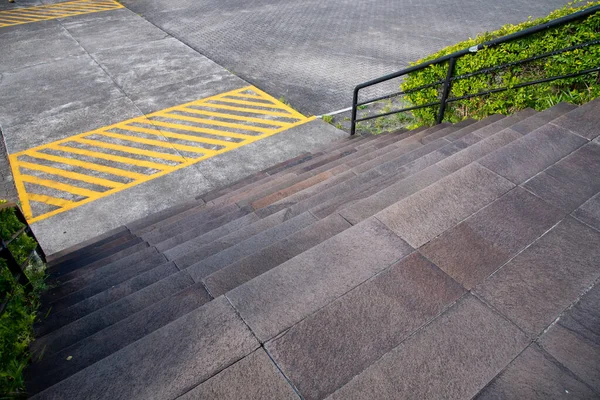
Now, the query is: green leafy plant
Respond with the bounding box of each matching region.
[322,114,334,124]
[401,1,600,127]
[0,200,46,397]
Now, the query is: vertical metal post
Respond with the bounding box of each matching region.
[350,88,359,136]
[0,243,31,291]
[436,57,457,124]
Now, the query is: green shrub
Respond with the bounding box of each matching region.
[0,200,46,398]
[402,1,600,126]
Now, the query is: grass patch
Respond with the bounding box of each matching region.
[402,0,600,127]
[0,200,46,398]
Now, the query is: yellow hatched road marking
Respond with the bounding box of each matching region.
[0,0,122,28]
[49,144,174,171]
[155,112,274,133]
[10,86,315,222]
[99,130,216,154]
[20,175,101,198]
[28,193,77,208]
[24,151,146,179]
[191,102,300,118]
[18,161,123,188]
[177,107,289,127]
[75,138,186,163]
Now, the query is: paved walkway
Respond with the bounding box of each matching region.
[0,3,344,253]
[121,0,572,115]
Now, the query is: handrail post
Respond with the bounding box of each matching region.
[0,241,32,292]
[437,57,457,124]
[350,87,359,136]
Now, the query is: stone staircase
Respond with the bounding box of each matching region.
[27,99,600,399]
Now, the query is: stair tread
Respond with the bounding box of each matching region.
[31,297,257,400]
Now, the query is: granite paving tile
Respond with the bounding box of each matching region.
[266,253,465,400]
[376,163,515,248]
[551,97,600,140]
[31,296,256,400]
[178,349,298,400]
[474,344,598,400]
[170,208,289,267]
[475,217,600,336]
[436,128,522,173]
[204,214,351,297]
[227,217,413,342]
[540,283,600,392]
[420,187,564,289]
[186,212,317,281]
[35,262,179,337]
[32,271,195,358]
[572,192,600,231]
[339,165,449,225]
[478,123,587,184]
[326,295,529,400]
[522,141,600,213]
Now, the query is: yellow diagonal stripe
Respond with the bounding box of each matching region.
[20,174,101,198]
[177,107,290,127]
[18,161,123,189]
[10,86,314,222]
[0,0,122,28]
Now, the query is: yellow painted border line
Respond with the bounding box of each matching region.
[10,86,315,223]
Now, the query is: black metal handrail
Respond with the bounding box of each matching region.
[0,202,46,315]
[350,4,600,135]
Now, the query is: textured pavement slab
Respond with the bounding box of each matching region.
[475,217,600,336]
[32,297,259,400]
[0,5,346,254]
[119,0,572,115]
[474,344,598,399]
[539,283,600,392]
[326,295,529,400]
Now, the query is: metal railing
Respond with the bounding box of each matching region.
[0,202,46,315]
[350,5,600,135]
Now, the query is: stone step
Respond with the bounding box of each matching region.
[199,127,504,300]
[550,97,600,140]
[41,244,156,306]
[265,252,465,400]
[148,204,255,251]
[376,163,515,248]
[259,135,464,221]
[34,262,181,337]
[46,226,131,266]
[227,217,414,342]
[178,348,298,399]
[44,253,169,314]
[31,269,196,359]
[460,108,538,139]
[203,213,352,297]
[443,114,506,141]
[126,199,204,235]
[420,187,565,290]
[28,282,213,396]
[31,297,258,400]
[186,211,318,281]
[479,122,587,185]
[205,129,428,209]
[169,208,291,268]
[140,202,242,244]
[47,235,144,279]
[420,118,476,143]
[522,140,600,214]
[154,210,260,252]
[43,245,160,301]
[326,295,529,400]
[337,107,567,225]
